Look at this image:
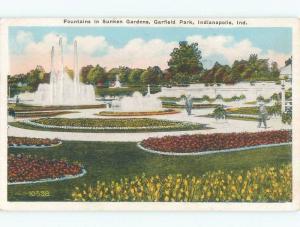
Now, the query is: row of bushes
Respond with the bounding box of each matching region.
[95,86,161,97]
[160,95,246,103]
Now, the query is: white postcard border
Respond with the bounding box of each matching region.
[0,17,299,211]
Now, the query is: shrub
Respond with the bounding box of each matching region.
[213,105,227,120]
[240,94,246,100]
[256,95,265,101]
[202,95,210,101]
[215,94,223,100]
[268,102,281,117]
[282,111,292,125]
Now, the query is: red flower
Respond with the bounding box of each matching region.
[141,130,292,153]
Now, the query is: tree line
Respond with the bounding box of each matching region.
[8,41,289,97]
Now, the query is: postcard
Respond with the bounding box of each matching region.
[0,18,299,211]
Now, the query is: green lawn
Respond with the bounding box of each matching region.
[8,141,292,201]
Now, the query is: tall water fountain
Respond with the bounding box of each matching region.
[31,37,96,106]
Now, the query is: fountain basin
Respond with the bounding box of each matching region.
[110,91,162,112]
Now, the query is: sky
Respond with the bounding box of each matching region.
[9,26,292,75]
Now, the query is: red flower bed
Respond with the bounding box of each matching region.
[8,154,83,183]
[141,130,292,153]
[8,136,61,147]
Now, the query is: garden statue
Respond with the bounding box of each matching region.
[183,94,193,115]
[16,95,20,105]
[258,101,268,128]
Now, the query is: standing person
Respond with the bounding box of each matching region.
[258,101,268,128]
[184,94,193,115]
[16,95,20,105]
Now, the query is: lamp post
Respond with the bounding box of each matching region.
[281,79,286,113]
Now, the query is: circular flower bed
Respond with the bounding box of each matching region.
[97,109,180,116]
[8,136,61,148]
[140,130,292,154]
[8,154,85,184]
[23,118,205,132]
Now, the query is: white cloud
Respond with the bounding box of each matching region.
[10,32,290,75]
[10,34,177,74]
[16,31,33,44]
[186,35,289,68]
[96,38,177,69]
[74,35,110,55]
[262,50,290,68]
[186,35,262,64]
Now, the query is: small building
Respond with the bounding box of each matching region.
[279,64,292,113]
[279,64,292,81]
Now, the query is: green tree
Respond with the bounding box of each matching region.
[140,66,163,84]
[285,57,292,66]
[270,61,280,79]
[118,66,131,84]
[26,66,45,91]
[80,65,94,83]
[128,68,144,85]
[168,41,203,84]
[87,65,107,85]
[173,73,190,85]
[215,65,230,83]
[190,73,202,83]
[107,68,119,82]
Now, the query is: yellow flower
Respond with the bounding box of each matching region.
[238,175,243,182]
